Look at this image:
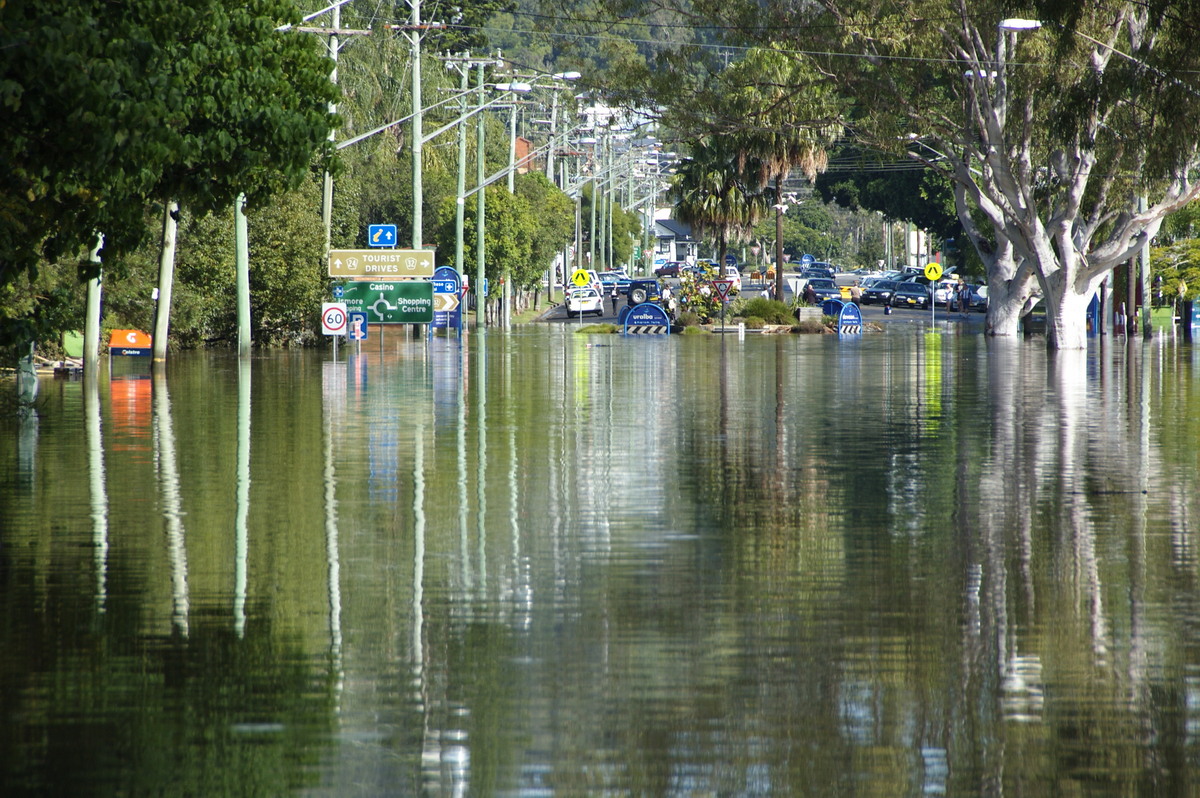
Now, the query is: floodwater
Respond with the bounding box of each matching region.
[3,324,1200,796]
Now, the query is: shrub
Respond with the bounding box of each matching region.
[675,311,702,328]
[792,319,827,334]
[743,316,767,329]
[739,297,794,324]
[681,325,710,334]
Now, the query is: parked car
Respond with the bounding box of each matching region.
[806,278,842,303]
[654,261,687,278]
[808,262,836,279]
[627,278,664,306]
[861,279,899,305]
[890,282,931,309]
[598,271,632,295]
[565,287,604,317]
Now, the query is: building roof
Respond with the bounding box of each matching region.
[655,219,695,241]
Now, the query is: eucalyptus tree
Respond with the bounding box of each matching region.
[674,0,1200,347]
[671,140,770,274]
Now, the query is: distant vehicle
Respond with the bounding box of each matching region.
[806,278,842,303]
[808,262,836,279]
[722,265,742,292]
[861,279,899,305]
[565,287,604,317]
[598,271,632,295]
[654,261,687,278]
[890,282,930,309]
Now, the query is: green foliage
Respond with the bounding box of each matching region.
[450,186,534,298]
[1151,241,1200,301]
[101,180,326,350]
[1,0,337,348]
[675,311,702,328]
[514,172,574,287]
[736,297,794,325]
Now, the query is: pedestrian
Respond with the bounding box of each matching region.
[610,284,619,314]
[957,278,971,317]
[803,282,818,305]
[850,280,862,306]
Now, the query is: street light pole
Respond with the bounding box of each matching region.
[475,61,487,330]
[409,0,423,249]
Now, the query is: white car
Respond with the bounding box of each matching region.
[723,265,742,292]
[565,287,604,317]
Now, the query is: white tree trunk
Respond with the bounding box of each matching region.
[1043,284,1094,350]
[152,201,179,363]
[984,278,1025,337]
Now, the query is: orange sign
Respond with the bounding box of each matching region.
[108,329,152,355]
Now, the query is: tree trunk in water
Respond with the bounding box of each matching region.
[1044,287,1093,350]
[153,201,179,363]
[984,287,1024,337]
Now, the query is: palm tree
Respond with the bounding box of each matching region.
[706,45,842,299]
[671,139,769,280]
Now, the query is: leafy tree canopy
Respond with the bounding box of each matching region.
[1,0,338,346]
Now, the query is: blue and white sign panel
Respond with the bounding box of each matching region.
[838,301,863,336]
[801,253,815,265]
[821,298,845,317]
[348,311,368,341]
[367,224,397,247]
[623,303,671,335]
[725,253,738,268]
[432,266,462,331]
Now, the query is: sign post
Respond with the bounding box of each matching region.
[322,302,347,359]
[431,266,463,336]
[924,262,943,324]
[713,279,733,328]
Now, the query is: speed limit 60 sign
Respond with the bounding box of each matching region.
[321,302,348,336]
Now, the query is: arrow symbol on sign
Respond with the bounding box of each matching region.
[434,293,460,312]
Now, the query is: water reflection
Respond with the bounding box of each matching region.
[4,331,1200,795]
[152,369,190,637]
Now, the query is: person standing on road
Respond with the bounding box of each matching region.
[957,278,971,317]
[610,284,619,314]
[850,280,862,306]
[803,282,818,305]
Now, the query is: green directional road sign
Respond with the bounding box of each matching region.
[343,281,434,324]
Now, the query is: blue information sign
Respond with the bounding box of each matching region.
[725,253,738,267]
[821,298,846,317]
[801,253,815,265]
[348,311,368,341]
[332,284,344,299]
[367,224,397,247]
[432,266,462,332]
[838,302,863,336]
[623,303,671,335]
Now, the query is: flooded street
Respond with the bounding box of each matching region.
[3,325,1200,796]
